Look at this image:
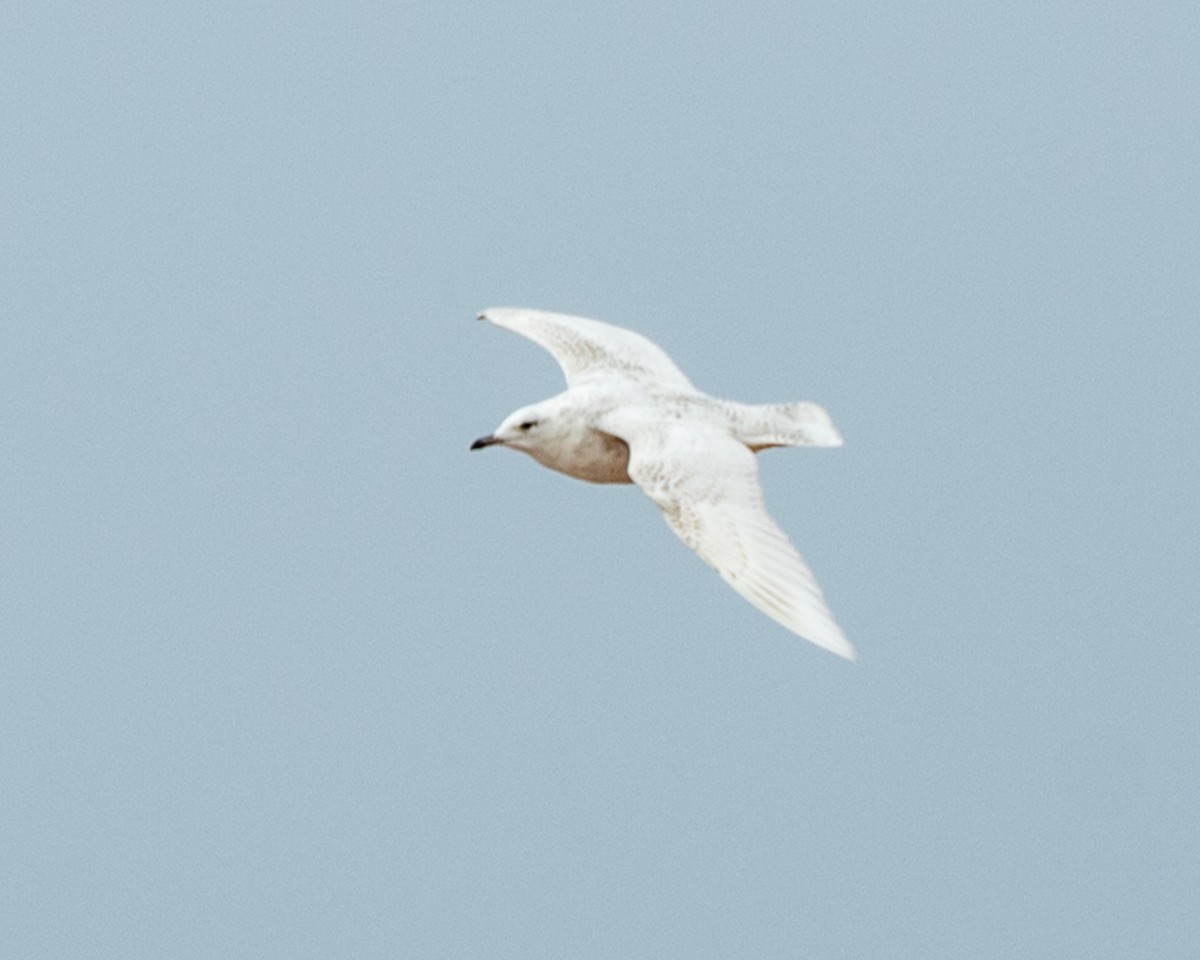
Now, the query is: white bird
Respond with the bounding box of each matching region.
[470,308,855,660]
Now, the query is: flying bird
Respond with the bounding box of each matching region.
[470,308,854,660]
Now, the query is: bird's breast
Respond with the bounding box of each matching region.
[535,428,632,484]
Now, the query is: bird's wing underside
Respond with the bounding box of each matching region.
[604,414,855,660]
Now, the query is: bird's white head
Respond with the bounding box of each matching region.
[470,401,557,456]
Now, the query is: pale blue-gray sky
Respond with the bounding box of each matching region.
[2,1,1198,958]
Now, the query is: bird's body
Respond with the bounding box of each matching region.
[471,307,855,660]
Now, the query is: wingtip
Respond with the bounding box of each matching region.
[805,626,857,661]
[813,635,857,662]
[477,307,520,324]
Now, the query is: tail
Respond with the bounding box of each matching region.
[733,401,844,451]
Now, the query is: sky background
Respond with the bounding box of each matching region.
[2,1,1198,957]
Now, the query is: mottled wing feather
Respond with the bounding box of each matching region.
[608,416,855,660]
[478,307,695,390]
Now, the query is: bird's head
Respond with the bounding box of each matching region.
[470,402,554,456]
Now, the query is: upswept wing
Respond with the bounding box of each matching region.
[478,307,695,391]
[606,415,855,660]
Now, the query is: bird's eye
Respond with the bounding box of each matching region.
[519,420,538,431]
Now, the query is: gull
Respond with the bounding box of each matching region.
[470,308,855,660]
